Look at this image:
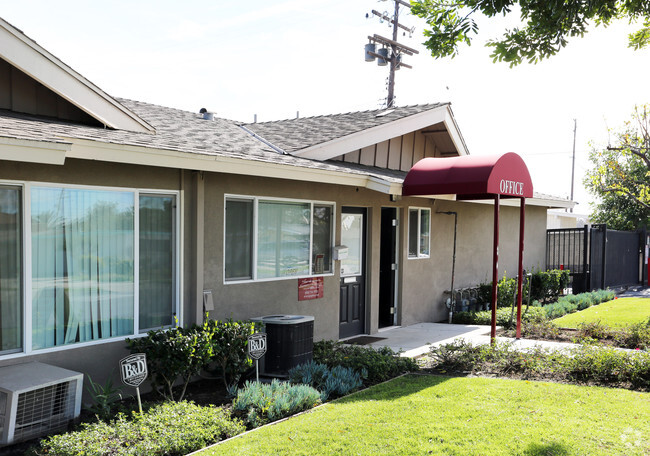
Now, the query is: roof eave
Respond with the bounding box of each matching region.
[0,18,155,134]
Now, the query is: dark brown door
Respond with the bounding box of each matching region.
[379,207,397,328]
[339,207,366,339]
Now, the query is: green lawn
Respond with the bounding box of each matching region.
[553,297,650,328]
[199,375,650,456]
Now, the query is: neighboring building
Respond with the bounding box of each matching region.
[547,209,590,229]
[0,17,571,396]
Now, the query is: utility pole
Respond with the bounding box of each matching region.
[364,1,418,108]
[570,119,577,213]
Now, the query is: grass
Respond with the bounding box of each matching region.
[198,375,650,456]
[553,297,650,328]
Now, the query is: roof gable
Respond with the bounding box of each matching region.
[0,18,153,133]
[244,103,469,160]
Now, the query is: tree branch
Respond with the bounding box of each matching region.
[598,186,650,210]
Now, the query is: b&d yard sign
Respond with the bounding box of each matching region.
[120,353,148,413]
[248,333,267,360]
[120,353,148,388]
[248,333,267,381]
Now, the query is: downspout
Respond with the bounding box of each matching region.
[437,211,458,324]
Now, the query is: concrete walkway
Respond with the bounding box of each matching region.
[367,322,582,358]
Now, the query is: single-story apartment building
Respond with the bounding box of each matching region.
[0,17,571,395]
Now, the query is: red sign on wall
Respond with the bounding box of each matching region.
[298,277,324,301]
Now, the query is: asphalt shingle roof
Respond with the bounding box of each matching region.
[0,98,407,183]
[244,103,448,153]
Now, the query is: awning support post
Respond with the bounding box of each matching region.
[515,197,526,339]
[490,194,500,344]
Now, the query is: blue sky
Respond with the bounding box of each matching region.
[3,1,650,212]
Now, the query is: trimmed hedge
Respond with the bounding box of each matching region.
[30,401,244,456]
[452,306,545,328]
[544,290,615,319]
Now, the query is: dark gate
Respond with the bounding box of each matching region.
[589,224,642,290]
[546,224,643,292]
[546,226,589,293]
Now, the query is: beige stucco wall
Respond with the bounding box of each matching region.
[201,172,549,340]
[0,158,549,400]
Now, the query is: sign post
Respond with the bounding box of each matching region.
[247,333,267,382]
[120,353,148,414]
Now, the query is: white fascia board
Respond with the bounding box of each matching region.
[460,196,575,209]
[66,139,398,193]
[0,20,154,134]
[443,106,470,156]
[294,105,468,160]
[0,137,69,164]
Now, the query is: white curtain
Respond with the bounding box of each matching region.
[0,187,22,352]
[257,201,310,279]
[139,195,174,331]
[32,187,134,349]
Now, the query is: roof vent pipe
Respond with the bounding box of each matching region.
[199,108,214,120]
[254,114,257,123]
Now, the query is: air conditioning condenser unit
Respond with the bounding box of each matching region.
[0,362,83,446]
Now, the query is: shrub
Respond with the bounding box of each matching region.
[452,306,545,328]
[577,321,611,340]
[85,375,123,422]
[232,379,321,428]
[126,320,215,401]
[545,290,615,320]
[614,318,650,350]
[204,319,261,391]
[313,341,418,385]
[289,361,363,400]
[545,300,577,319]
[428,340,650,390]
[31,401,244,456]
[530,269,570,302]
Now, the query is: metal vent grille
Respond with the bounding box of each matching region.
[13,380,77,442]
[0,391,7,436]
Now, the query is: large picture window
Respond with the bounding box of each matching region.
[0,182,179,356]
[408,208,431,258]
[224,196,334,282]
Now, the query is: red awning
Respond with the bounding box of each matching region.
[402,152,533,199]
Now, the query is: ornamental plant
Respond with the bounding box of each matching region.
[204,319,261,391]
[232,379,321,428]
[126,320,215,401]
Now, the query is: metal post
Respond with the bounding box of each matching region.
[582,224,589,292]
[516,197,526,339]
[491,195,500,343]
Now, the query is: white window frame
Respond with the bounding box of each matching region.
[0,179,181,360]
[224,194,335,284]
[408,207,431,259]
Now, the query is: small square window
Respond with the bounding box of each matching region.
[408,208,431,258]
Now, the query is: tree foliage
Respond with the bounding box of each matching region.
[410,0,650,66]
[584,106,650,230]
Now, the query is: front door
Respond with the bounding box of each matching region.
[339,207,366,339]
[379,207,397,328]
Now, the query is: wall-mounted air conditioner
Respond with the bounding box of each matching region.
[0,362,83,446]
